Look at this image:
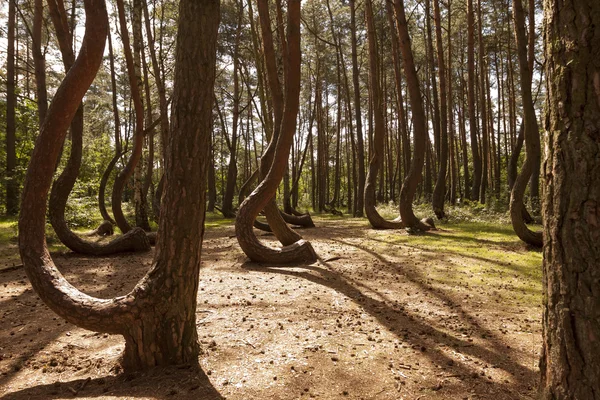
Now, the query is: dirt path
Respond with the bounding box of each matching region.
[0,218,542,399]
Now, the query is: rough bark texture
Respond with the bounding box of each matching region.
[235,0,316,264]
[19,0,219,371]
[539,0,600,397]
[509,0,542,247]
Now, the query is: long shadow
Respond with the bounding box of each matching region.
[0,250,151,391]
[0,365,223,400]
[367,235,542,281]
[242,249,538,396]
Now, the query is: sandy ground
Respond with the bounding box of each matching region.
[0,218,542,399]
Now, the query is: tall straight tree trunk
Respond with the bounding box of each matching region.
[540,0,600,396]
[33,0,48,126]
[5,0,18,216]
[477,0,488,204]
[467,0,481,201]
[132,0,151,231]
[350,0,365,217]
[432,0,449,219]
[222,0,243,218]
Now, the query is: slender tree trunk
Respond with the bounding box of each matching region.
[350,0,365,217]
[5,0,18,216]
[540,0,600,396]
[432,0,448,219]
[477,0,488,204]
[112,0,147,234]
[467,0,481,201]
[393,0,434,230]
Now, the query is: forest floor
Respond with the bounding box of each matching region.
[0,211,543,400]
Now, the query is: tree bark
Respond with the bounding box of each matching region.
[432,0,448,219]
[235,0,316,264]
[363,0,405,229]
[112,0,147,235]
[509,0,542,247]
[350,0,366,217]
[540,0,600,396]
[393,0,434,231]
[5,0,18,216]
[467,0,481,201]
[19,0,220,371]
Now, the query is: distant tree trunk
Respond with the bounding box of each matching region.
[477,0,488,204]
[5,0,18,216]
[447,0,457,205]
[112,0,147,234]
[98,29,121,225]
[467,0,481,201]
[32,0,48,126]
[47,0,150,255]
[350,0,365,217]
[432,0,448,219]
[540,0,600,396]
[527,0,540,213]
[364,0,404,229]
[393,0,434,230]
[509,0,542,247]
[221,2,243,218]
[132,0,151,231]
[19,0,219,371]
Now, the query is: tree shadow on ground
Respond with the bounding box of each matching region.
[242,243,538,398]
[0,364,223,400]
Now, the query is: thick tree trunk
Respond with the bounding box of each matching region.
[477,0,489,204]
[19,0,219,371]
[540,0,600,396]
[235,0,316,264]
[509,0,542,247]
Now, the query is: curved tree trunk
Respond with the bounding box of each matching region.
[540,0,600,396]
[111,0,147,235]
[393,0,434,231]
[509,0,542,247]
[19,0,219,371]
[235,0,316,264]
[363,0,404,230]
[46,0,149,255]
[98,153,120,225]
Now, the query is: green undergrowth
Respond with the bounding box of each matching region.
[367,220,543,306]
